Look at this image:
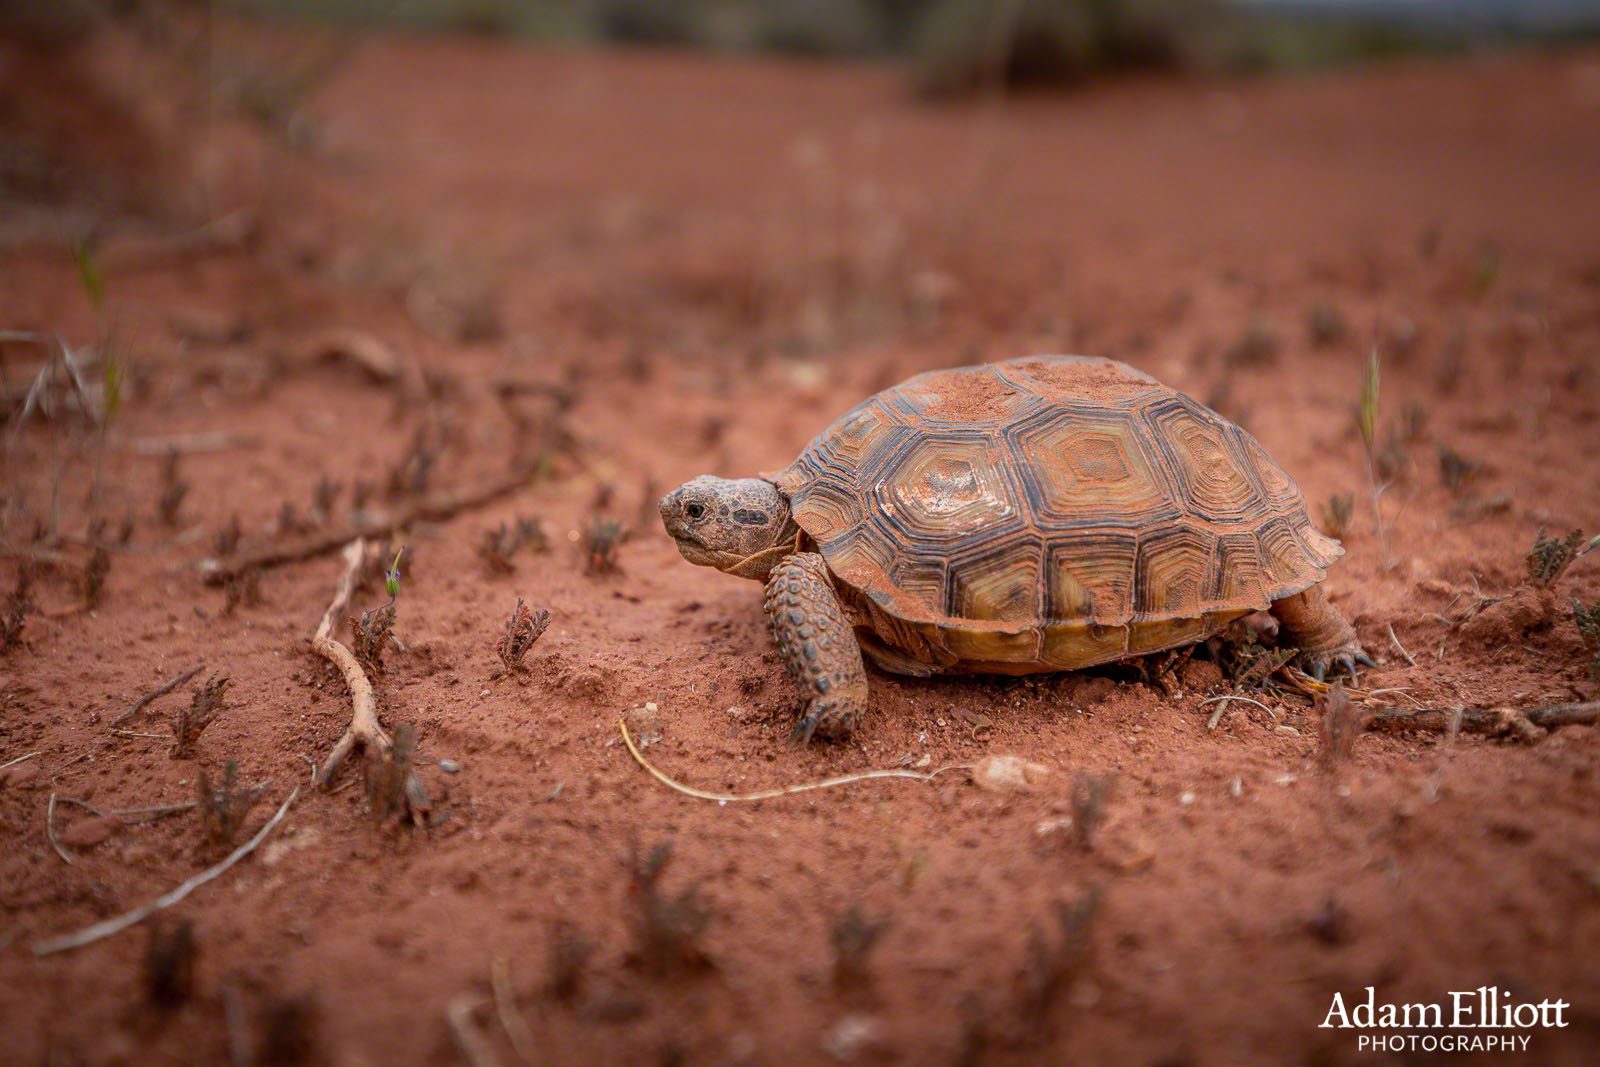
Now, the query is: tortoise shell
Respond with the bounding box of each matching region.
[768,355,1341,672]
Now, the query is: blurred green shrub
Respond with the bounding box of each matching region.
[909,0,1215,96]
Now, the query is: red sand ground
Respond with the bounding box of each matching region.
[3,29,1600,1066]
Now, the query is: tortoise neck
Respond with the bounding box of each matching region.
[725,519,805,582]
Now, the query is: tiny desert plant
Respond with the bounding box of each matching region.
[385,428,438,499]
[81,545,110,608]
[1317,681,1373,766]
[350,546,403,675]
[1224,314,1281,367]
[1018,888,1101,1027]
[196,760,267,846]
[627,841,712,976]
[1069,771,1113,850]
[222,567,262,615]
[494,598,550,677]
[547,920,595,1002]
[157,450,189,527]
[143,918,197,1009]
[1320,493,1354,539]
[1436,444,1478,492]
[582,515,626,575]
[171,672,230,758]
[1308,302,1347,347]
[2,568,32,651]
[477,523,518,574]
[364,721,420,822]
[1526,528,1585,587]
[830,905,889,991]
[477,517,548,574]
[214,514,243,556]
[308,475,341,527]
[1571,598,1600,682]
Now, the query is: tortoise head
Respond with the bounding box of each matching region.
[659,476,796,580]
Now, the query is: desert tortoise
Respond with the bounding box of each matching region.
[659,355,1369,743]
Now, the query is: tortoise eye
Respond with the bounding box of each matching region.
[685,502,706,519]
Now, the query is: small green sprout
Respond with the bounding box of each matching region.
[385,546,404,599]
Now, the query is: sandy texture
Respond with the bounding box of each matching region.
[3,29,1600,1066]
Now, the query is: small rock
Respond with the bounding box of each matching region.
[821,1014,884,1061]
[624,704,664,747]
[58,815,124,849]
[971,754,1052,794]
[1178,791,1196,806]
[1034,815,1074,839]
[726,705,752,722]
[438,759,462,774]
[1275,725,1301,737]
[0,762,41,790]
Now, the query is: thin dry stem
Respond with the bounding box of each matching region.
[112,664,205,726]
[33,786,299,956]
[620,718,968,802]
[199,467,539,586]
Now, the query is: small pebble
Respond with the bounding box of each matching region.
[438,759,462,774]
[1275,725,1300,737]
[1179,791,1196,806]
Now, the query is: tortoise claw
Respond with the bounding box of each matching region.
[790,714,819,747]
[1301,645,1375,684]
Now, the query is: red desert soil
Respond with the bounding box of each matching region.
[3,31,1600,1066]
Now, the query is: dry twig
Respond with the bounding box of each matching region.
[32,786,299,956]
[620,718,967,801]
[112,664,205,726]
[198,467,540,586]
[311,542,429,818]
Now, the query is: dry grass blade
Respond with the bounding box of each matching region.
[446,994,501,1067]
[490,956,538,1066]
[46,793,72,864]
[32,786,299,956]
[619,718,968,802]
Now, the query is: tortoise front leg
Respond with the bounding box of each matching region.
[764,553,870,744]
[1271,586,1375,681]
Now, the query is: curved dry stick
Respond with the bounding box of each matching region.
[620,719,968,802]
[312,539,387,785]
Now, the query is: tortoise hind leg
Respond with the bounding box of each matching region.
[1270,586,1376,681]
[857,631,941,678]
[764,553,870,743]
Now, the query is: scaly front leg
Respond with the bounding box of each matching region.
[764,553,870,744]
[1271,586,1375,681]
